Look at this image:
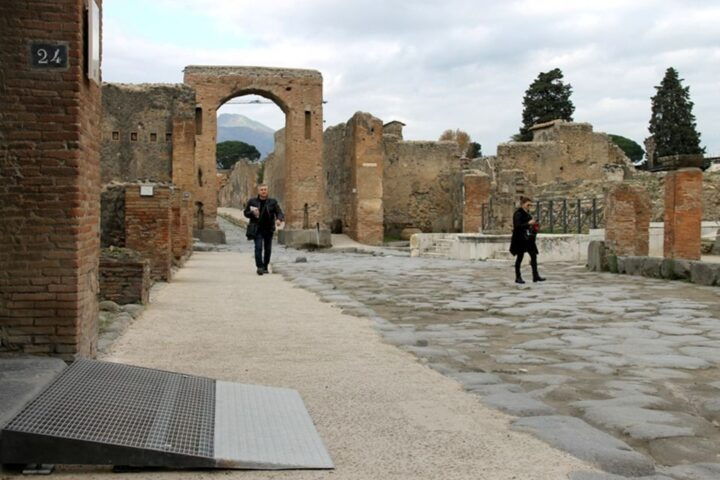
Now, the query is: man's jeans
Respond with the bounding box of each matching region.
[254,230,273,269]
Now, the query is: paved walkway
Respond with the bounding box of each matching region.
[46,221,598,479]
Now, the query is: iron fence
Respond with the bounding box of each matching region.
[482,197,604,234]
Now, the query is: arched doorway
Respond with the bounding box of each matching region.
[183,66,325,234]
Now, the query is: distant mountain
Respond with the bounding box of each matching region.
[217,113,276,159]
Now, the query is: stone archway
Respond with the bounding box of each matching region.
[183,66,325,233]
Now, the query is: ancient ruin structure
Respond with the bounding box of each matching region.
[0,0,103,359]
[184,66,325,240]
[604,183,651,256]
[664,165,704,260]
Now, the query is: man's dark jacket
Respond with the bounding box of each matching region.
[509,207,538,256]
[243,196,285,233]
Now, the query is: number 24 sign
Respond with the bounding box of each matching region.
[30,42,68,69]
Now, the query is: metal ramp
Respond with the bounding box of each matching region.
[0,360,333,470]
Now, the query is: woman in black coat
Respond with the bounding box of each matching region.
[509,196,545,284]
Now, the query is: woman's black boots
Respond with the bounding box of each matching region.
[531,258,545,282]
[514,262,525,284]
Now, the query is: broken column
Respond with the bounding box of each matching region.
[664,158,704,260]
[604,183,651,256]
[462,172,491,233]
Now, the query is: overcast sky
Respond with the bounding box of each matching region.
[103,0,719,156]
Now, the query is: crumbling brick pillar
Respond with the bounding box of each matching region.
[463,172,491,233]
[100,249,151,305]
[664,168,703,260]
[171,190,193,265]
[0,0,103,359]
[605,183,651,256]
[125,185,173,281]
[348,113,384,245]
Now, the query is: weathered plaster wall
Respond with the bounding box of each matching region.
[101,83,196,184]
[218,159,260,209]
[383,137,462,236]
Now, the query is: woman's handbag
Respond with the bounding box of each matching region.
[246,222,258,240]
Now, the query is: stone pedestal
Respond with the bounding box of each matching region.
[604,184,651,256]
[278,229,332,248]
[664,168,703,260]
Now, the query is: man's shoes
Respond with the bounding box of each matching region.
[533,276,546,282]
[261,268,269,274]
[256,268,264,275]
[515,277,525,284]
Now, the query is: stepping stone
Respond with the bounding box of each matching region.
[512,416,655,476]
[481,393,556,416]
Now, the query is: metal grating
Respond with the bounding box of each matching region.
[4,359,215,458]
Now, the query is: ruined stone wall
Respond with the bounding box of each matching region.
[99,248,151,305]
[495,121,632,186]
[218,159,260,209]
[0,0,102,359]
[262,129,287,215]
[101,83,195,184]
[383,138,462,236]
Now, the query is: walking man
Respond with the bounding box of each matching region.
[244,184,284,275]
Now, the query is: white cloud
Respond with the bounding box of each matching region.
[103,0,720,155]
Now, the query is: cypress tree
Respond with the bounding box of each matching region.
[517,68,575,141]
[648,67,704,158]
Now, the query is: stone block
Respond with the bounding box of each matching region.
[690,262,720,286]
[641,257,663,278]
[587,241,607,272]
[624,256,644,276]
[607,254,618,274]
[193,228,227,244]
[616,256,627,274]
[400,228,422,241]
[278,229,332,249]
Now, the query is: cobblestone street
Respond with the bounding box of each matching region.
[223,217,720,477]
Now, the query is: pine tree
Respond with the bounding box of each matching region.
[648,67,705,158]
[516,68,575,141]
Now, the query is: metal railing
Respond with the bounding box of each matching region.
[482,197,604,234]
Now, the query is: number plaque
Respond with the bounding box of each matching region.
[30,42,68,69]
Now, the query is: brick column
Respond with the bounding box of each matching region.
[605,183,651,256]
[0,0,103,359]
[125,185,173,281]
[664,168,703,260]
[463,172,490,233]
[348,113,384,245]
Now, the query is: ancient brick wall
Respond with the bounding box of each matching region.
[0,0,102,359]
[184,66,324,231]
[99,249,151,305]
[171,191,193,265]
[605,183,651,256]
[664,168,703,260]
[101,185,125,248]
[101,83,195,184]
[262,129,287,214]
[124,185,173,281]
[218,159,261,209]
[495,121,631,186]
[383,137,462,236]
[171,116,198,225]
[463,172,491,233]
